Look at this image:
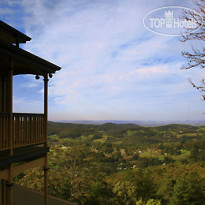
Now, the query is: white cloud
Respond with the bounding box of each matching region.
[7,0,205,121]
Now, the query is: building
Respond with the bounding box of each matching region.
[0,20,61,205]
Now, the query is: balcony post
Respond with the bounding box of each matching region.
[7,63,13,205]
[8,66,13,155]
[44,74,49,146]
[43,74,49,205]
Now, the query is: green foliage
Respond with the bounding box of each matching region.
[17,122,205,204]
[169,172,205,205]
[48,122,202,146]
[136,199,161,205]
[163,156,175,164]
[132,153,139,160]
[137,157,162,168]
[108,169,156,204]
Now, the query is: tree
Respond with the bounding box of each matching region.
[87,177,112,205]
[109,169,156,204]
[136,199,161,205]
[169,172,205,205]
[132,153,139,160]
[181,0,205,99]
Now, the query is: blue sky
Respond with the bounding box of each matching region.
[1,0,205,121]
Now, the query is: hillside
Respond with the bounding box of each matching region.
[16,122,205,205]
[48,121,203,145]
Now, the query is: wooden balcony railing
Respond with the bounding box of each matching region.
[0,113,45,151]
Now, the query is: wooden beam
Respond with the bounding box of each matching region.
[43,75,49,205]
[7,62,13,205]
[0,157,45,181]
[8,65,13,156]
[1,180,6,205]
[0,76,2,113]
[44,155,48,205]
[7,165,12,205]
[0,180,1,205]
[12,157,45,177]
[44,75,48,146]
[0,170,8,181]
[2,76,6,112]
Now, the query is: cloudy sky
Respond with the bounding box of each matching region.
[1,0,205,121]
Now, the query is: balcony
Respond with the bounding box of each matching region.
[0,20,61,205]
[0,113,45,151]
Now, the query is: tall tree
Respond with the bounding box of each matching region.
[169,172,205,205]
[181,0,205,99]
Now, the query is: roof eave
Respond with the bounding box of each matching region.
[0,39,61,76]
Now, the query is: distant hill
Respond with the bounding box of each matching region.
[53,120,205,126]
[157,124,198,131]
[48,121,205,146]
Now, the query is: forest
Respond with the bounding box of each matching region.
[15,122,205,205]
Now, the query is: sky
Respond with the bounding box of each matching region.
[1,0,205,122]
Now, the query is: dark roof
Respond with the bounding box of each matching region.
[0,39,61,76]
[0,20,31,44]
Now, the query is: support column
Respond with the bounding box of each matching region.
[0,180,1,205]
[6,182,13,205]
[8,67,13,155]
[7,65,13,205]
[44,74,48,147]
[1,180,6,205]
[0,76,2,113]
[2,76,6,112]
[43,162,48,205]
[43,75,49,205]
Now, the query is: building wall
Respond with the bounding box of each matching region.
[0,73,11,113]
[0,76,2,112]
